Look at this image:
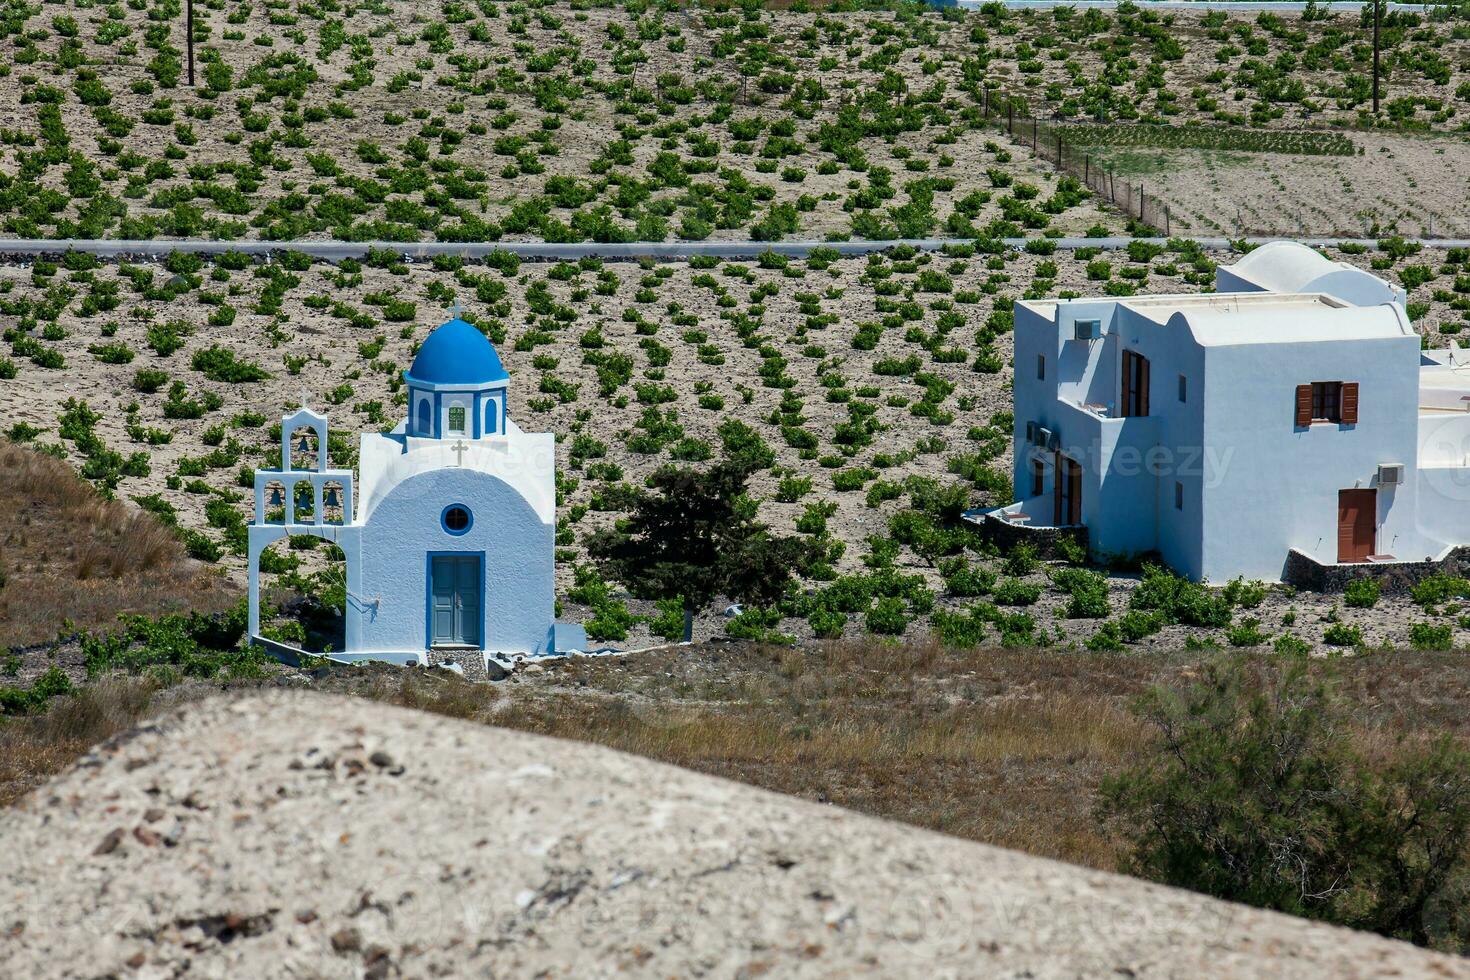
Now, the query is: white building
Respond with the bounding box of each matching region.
[247,316,586,669]
[985,240,1470,584]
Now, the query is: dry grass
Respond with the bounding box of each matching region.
[0,676,159,806]
[6,642,1470,876]
[0,440,237,648]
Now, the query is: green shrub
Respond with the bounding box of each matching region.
[79,603,254,680]
[807,608,847,640]
[1410,574,1470,610]
[1086,621,1124,651]
[1052,567,1110,618]
[648,597,687,641]
[930,607,986,647]
[726,607,792,644]
[1131,564,1231,628]
[191,344,269,382]
[1273,633,1310,656]
[996,611,1036,647]
[585,600,636,642]
[1222,577,1267,609]
[940,559,995,597]
[1002,541,1038,577]
[132,368,169,393]
[0,666,74,716]
[1226,618,1269,648]
[1408,621,1453,651]
[1343,578,1380,609]
[994,578,1041,607]
[1101,656,1470,949]
[1323,623,1363,648]
[865,596,910,635]
[1117,609,1165,643]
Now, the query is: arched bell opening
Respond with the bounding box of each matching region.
[321,481,346,525]
[288,425,320,472]
[291,479,316,524]
[262,480,288,524]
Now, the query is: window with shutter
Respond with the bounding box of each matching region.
[1121,350,1150,418]
[1341,382,1359,424]
[1295,385,1313,428]
[1300,381,1347,424]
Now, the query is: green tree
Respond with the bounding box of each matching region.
[1100,656,1470,951]
[587,462,817,642]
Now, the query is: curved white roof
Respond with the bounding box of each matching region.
[355,427,556,525]
[1218,241,1405,308]
[1167,298,1412,348]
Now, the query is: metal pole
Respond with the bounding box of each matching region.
[1165,205,1170,237]
[1372,0,1380,116]
[1056,133,1062,167]
[1085,154,1089,185]
[186,0,195,86]
[1008,105,1013,134]
[1032,117,1037,151]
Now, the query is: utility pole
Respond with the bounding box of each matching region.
[186,0,195,86]
[1371,0,1380,116]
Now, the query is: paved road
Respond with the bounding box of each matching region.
[0,236,1464,262]
[967,1,1437,11]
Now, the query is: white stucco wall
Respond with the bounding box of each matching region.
[1199,335,1426,581]
[351,467,555,655]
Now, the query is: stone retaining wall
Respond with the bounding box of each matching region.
[1282,546,1470,594]
[969,513,1088,560]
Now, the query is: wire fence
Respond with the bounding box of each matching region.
[978,89,1175,237]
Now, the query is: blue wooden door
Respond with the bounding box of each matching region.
[430,555,481,647]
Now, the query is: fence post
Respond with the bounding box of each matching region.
[1139,183,1145,224]
[1032,117,1037,151]
[1008,105,1013,134]
[1084,154,1089,185]
[1165,204,1170,238]
[1056,133,1062,167]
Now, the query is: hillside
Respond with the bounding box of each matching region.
[1,688,1465,978]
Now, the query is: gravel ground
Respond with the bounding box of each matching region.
[1,689,1466,979]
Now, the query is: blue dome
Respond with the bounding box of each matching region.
[404,318,509,387]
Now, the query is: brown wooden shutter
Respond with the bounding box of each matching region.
[1053,452,1063,525]
[1138,356,1150,417]
[1295,384,1313,428]
[1117,352,1128,414]
[1340,382,1359,425]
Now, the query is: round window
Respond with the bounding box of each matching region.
[442,505,472,535]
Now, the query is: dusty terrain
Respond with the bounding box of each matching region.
[1079,130,1470,238]
[2,687,1464,979]
[0,2,1466,242]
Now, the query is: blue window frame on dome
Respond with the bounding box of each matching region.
[441,504,473,536]
[416,398,432,436]
[484,398,498,435]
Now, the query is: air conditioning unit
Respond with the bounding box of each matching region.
[1073,318,1102,342]
[1377,463,1406,486]
[1046,430,1061,452]
[1036,427,1055,450]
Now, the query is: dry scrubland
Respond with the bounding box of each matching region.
[5,239,1470,652]
[7,687,1464,979]
[0,439,234,651]
[5,642,1470,879]
[1,0,1470,243]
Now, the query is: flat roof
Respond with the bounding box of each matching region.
[1021,291,1409,346]
[1119,291,1346,325]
